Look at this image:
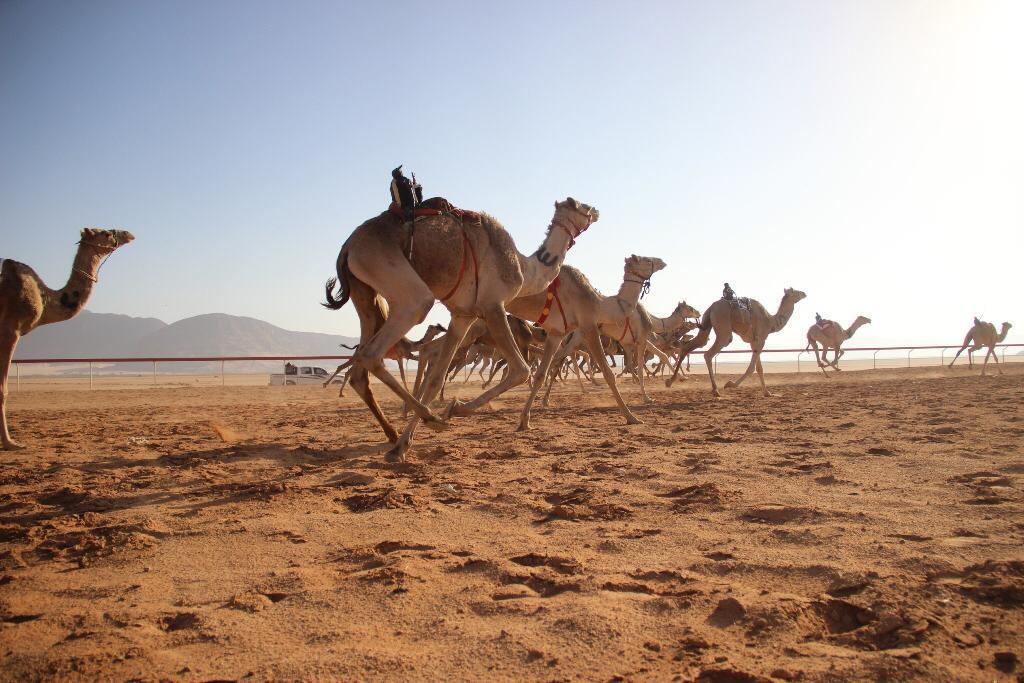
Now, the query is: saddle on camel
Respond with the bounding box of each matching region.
[388,166,486,303]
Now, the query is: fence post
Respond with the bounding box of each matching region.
[1002,346,1006,364]
[222,360,225,386]
[907,349,913,368]
[797,351,806,374]
[941,348,946,365]
[16,364,19,391]
[153,361,157,385]
[873,350,879,369]
[89,362,93,390]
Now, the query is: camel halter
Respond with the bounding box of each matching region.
[624,274,651,299]
[74,235,123,283]
[550,217,583,249]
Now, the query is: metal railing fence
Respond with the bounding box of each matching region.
[9,343,1023,389]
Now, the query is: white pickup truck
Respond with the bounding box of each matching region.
[269,364,341,386]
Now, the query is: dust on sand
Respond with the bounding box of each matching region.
[1,366,1022,681]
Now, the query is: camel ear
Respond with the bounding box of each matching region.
[566,197,580,210]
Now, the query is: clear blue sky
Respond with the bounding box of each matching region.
[2,0,1021,350]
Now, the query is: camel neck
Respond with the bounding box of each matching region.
[40,246,103,325]
[769,297,797,333]
[613,273,646,310]
[998,326,1011,343]
[519,218,576,295]
[649,308,684,334]
[845,320,866,339]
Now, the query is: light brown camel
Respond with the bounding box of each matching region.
[806,315,871,374]
[0,228,134,449]
[325,197,598,460]
[324,322,447,395]
[615,301,700,382]
[667,288,806,397]
[511,255,666,429]
[949,317,1012,376]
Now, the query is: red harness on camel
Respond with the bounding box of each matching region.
[389,198,481,304]
[534,277,568,330]
[618,318,636,344]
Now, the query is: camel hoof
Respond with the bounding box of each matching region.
[517,422,531,432]
[664,379,674,388]
[626,417,643,425]
[712,390,723,398]
[2,440,26,451]
[443,399,464,420]
[724,381,737,389]
[422,415,449,432]
[763,391,774,398]
[384,447,406,463]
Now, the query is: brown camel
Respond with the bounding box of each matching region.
[509,254,667,429]
[323,322,447,395]
[325,197,598,460]
[0,228,135,449]
[949,317,1012,376]
[806,315,871,374]
[668,288,806,397]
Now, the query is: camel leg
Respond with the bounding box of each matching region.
[388,315,476,461]
[344,280,401,442]
[0,331,25,450]
[582,325,642,425]
[397,357,408,392]
[726,342,759,389]
[968,347,976,369]
[705,332,732,397]
[323,359,351,387]
[572,355,586,392]
[831,348,844,371]
[448,308,532,417]
[753,347,772,397]
[337,369,351,397]
[810,341,828,376]
[518,333,565,431]
[633,344,653,403]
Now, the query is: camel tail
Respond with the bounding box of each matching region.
[322,252,352,310]
[340,343,359,350]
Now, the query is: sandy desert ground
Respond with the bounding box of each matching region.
[1,365,1022,681]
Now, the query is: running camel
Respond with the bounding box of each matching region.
[324,197,598,461]
[668,288,806,397]
[806,315,871,374]
[949,317,1012,376]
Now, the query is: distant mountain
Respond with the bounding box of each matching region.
[15,310,358,374]
[13,310,167,359]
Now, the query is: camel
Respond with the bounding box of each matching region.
[324,322,447,395]
[949,317,1012,376]
[667,288,806,397]
[615,302,700,382]
[324,197,598,460]
[806,315,871,374]
[508,254,666,430]
[0,228,135,449]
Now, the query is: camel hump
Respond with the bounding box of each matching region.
[974,316,982,326]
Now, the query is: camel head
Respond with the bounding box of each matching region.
[675,301,701,319]
[79,227,134,252]
[624,254,666,281]
[783,288,807,304]
[553,197,600,237]
[854,316,872,327]
[1000,322,1013,336]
